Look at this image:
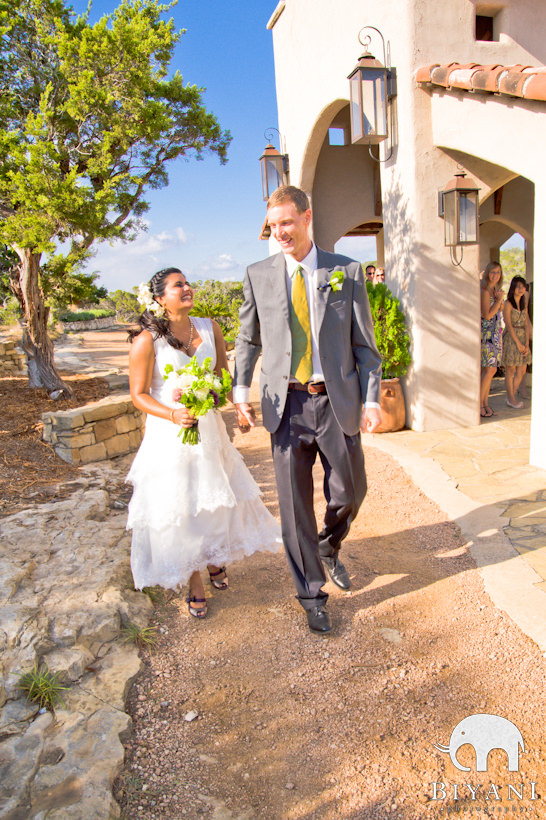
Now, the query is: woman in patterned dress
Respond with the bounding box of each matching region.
[480,261,504,419]
[502,275,532,409]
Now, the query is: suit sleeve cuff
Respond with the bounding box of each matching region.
[364,402,381,410]
[233,385,250,404]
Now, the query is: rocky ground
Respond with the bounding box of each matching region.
[115,407,546,820]
[0,444,158,819]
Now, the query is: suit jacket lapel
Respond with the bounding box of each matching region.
[269,253,290,324]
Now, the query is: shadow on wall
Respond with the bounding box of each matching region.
[381,174,481,429]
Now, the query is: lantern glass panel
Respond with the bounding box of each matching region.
[361,69,387,142]
[443,190,458,247]
[350,74,363,142]
[261,156,283,201]
[458,191,478,244]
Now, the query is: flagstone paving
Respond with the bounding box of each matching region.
[369,380,546,652]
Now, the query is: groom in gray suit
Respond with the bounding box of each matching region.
[233,186,382,633]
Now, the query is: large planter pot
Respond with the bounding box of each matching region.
[375,377,406,433]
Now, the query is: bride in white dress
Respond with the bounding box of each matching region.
[127,267,281,618]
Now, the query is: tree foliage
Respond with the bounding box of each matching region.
[0,243,19,299]
[500,246,526,282]
[0,0,231,392]
[105,288,140,322]
[191,279,243,340]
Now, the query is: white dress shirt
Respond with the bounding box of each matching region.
[285,244,324,383]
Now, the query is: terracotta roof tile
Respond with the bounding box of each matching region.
[498,70,528,97]
[428,62,464,87]
[448,66,481,90]
[416,61,546,103]
[415,63,440,83]
[471,65,506,93]
[523,72,546,101]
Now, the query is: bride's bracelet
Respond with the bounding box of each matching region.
[170,408,176,423]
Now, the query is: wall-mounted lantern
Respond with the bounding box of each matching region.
[259,129,289,201]
[439,173,480,247]
[347,26,397,156]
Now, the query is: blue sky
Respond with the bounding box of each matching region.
[66,1,521,292]
[70,0,287,291]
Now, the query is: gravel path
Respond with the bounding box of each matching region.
[115,405,546,820]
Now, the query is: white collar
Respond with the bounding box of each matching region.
[285,244,317,277]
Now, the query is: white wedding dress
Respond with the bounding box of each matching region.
[127,317,282,590]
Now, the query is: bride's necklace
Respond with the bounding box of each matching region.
[180,318,194,354]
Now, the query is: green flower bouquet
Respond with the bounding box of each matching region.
[164,356,232,445]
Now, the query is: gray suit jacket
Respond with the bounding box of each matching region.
[234,248,382,435]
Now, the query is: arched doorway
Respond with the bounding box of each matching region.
[302,102,381,251]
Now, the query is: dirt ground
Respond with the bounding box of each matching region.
[113,405,546,820]
[0,373,109,516]
[2,359,545,819]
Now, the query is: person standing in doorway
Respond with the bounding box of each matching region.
[233,186,382,634]
[480,261,504,418]
[502,275,532,409]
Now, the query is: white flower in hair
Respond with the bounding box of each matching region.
[137,282,165,317]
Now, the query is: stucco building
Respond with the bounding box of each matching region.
[264,0,546,469]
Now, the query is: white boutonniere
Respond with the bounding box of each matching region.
[317,270,345,293]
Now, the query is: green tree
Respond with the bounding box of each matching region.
[191,279,243,339]
[43,264,108,311]
[0,243,21,323]
[500,246,526,281]
[0,0,230,394]
[0,243,20,302]
[107,288,140,322]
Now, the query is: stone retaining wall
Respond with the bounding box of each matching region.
[0,338,26,376]
[42,394,144,465]
[60,316,116,332]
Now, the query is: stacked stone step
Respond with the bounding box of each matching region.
[0,338,26,376]
[42,394,145,464]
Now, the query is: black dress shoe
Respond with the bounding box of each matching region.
[306,605,332,633]
[321,556,351,590]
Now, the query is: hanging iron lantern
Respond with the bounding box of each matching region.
[347,27,396,145]
[441,173,480,246]
[259,140,289,201]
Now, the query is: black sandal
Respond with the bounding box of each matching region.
[208,566,228,590]
[186,595,207,619]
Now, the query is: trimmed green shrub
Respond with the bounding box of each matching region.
[366,281,411,379]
